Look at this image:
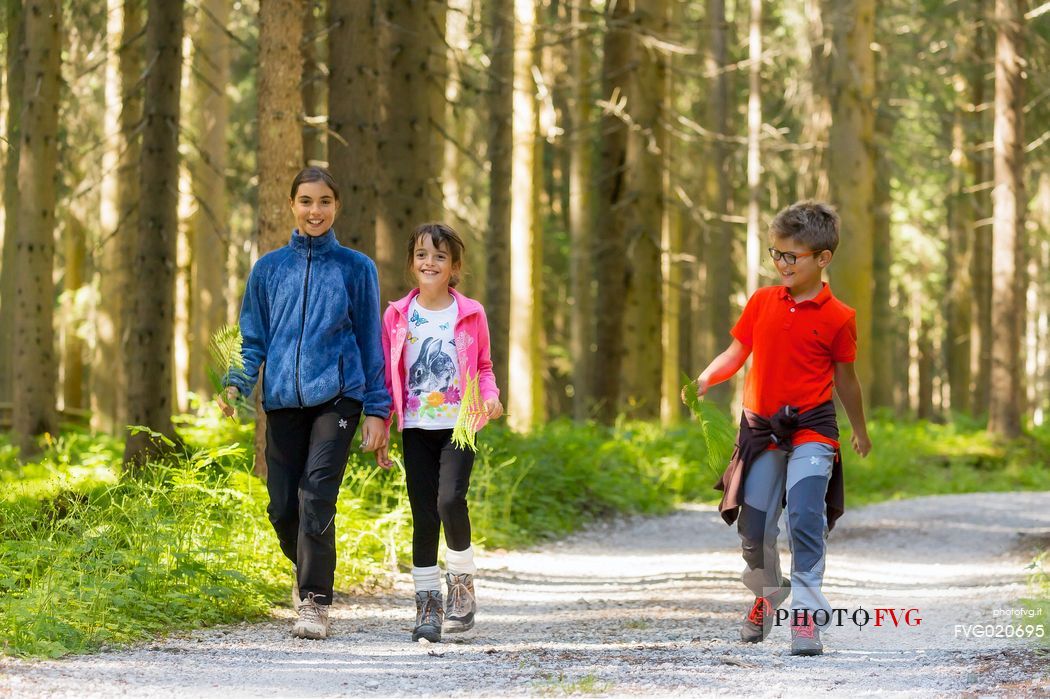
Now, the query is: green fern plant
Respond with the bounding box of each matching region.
[451,372,485,452]
[680,374,736,479]
[207,324,251,415]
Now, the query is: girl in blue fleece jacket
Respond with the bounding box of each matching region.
[219,167,392,640]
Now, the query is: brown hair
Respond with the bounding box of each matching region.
[289,166,340,201]
[406,222,465,287]
[769,200,840,253]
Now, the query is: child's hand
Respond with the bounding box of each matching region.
[374,446,394,470]
[680,376,709,405]
[483,398,503,420]
[360,416,388,453]
[851,432,872,458]
[217,386,239,418]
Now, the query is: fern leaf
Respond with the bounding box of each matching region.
[451,372,484,453]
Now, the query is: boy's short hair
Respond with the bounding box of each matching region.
[769,201,840,253]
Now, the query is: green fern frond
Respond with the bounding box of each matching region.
[208,324,244,396]
[681,374,735,479]
[451,372,484,453]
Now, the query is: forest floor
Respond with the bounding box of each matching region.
[1,492,1048,697]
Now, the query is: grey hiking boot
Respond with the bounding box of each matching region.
[443,573,476,633]
[790,617,823,656]
[740,578,790,643]
[292,565,300,608]
[292,592,330,640]
[413,590,443,642]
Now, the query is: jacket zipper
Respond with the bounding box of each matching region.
[295,237,313,407]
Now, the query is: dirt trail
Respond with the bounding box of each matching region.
[1,492,1048,697]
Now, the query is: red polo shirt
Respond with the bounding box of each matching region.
[731,282,856,448]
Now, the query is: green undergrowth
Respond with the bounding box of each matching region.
[1,406,1047,657]
[840,411,1050,505]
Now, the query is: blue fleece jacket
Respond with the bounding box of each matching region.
[227,229,392,417]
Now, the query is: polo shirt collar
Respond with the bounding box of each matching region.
[777,281,832,306]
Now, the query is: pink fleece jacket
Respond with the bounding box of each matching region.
[381,288,500,432]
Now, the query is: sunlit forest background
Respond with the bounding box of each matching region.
[1,0,1048,465]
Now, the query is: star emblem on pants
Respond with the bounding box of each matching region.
[338,418,348,429]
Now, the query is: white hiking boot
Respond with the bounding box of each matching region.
[292,592,330,639]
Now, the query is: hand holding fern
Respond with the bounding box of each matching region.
[217,386,240,418]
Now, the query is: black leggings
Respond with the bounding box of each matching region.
[401,428,475,568]
[265,397,362,604]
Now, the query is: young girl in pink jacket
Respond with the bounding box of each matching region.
[375,222,502,643]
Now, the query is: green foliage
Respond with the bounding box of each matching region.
[840,414,1050,504]
[1023,551,1049,648]
[451,372,485,453]
[680,377,737,481]
[469,420,724,548]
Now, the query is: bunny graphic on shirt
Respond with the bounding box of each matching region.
[407,337,457,396]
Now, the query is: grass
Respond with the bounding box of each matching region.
[0,404,1047,657]
[840,411,1050,504]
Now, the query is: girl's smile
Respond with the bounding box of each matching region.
[290,181,339,237]
[413,236,458,292]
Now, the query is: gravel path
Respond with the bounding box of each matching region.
[2,492,1048,697]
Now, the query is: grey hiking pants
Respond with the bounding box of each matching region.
[737,441,835,625]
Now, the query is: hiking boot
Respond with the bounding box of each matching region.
[292,565,300,608]
[442,573,476,633]
[740,578,791,643]
[292,592,330,640]
[790,617,823,656]
[413,590,443,642]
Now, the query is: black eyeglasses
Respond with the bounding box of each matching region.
[768,247,822,265]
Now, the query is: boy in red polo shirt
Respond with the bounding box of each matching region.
[684,201,871,656]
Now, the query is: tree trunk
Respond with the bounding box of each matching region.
[869,107,895,410]
[745,0,761,295]
[507,0,537,430]
[827,0,875,398]
[1030,175,1050,425]
[797,0,830,201]
[486,0,512,406]
[375,0,432,306]
[917,316,934,421]
[568,0,593,421]
[12,0,61,456]
[971,0,992,416]
[123,0,183,467]
[0,0,24,407]
[328,0,376,256]
[254,0,304,477]
[61,213,86,411]
[442,0,472,284]
[427,0,447,216]
[945,16,975,416]
[622,0,665,419]
[301,0,327,165]
[189,0,231,398]
[703,0,734,407]
[94,0,142,433]
[590,0,631,422]
[987,0,1025,438]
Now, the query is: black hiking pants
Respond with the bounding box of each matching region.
[265,397,362,605]
[402,428,475,568]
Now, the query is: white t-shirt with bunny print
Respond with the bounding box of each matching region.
[402,297,462,429]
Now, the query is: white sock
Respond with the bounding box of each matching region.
[412,565,442,592]
[445,546,477,576]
